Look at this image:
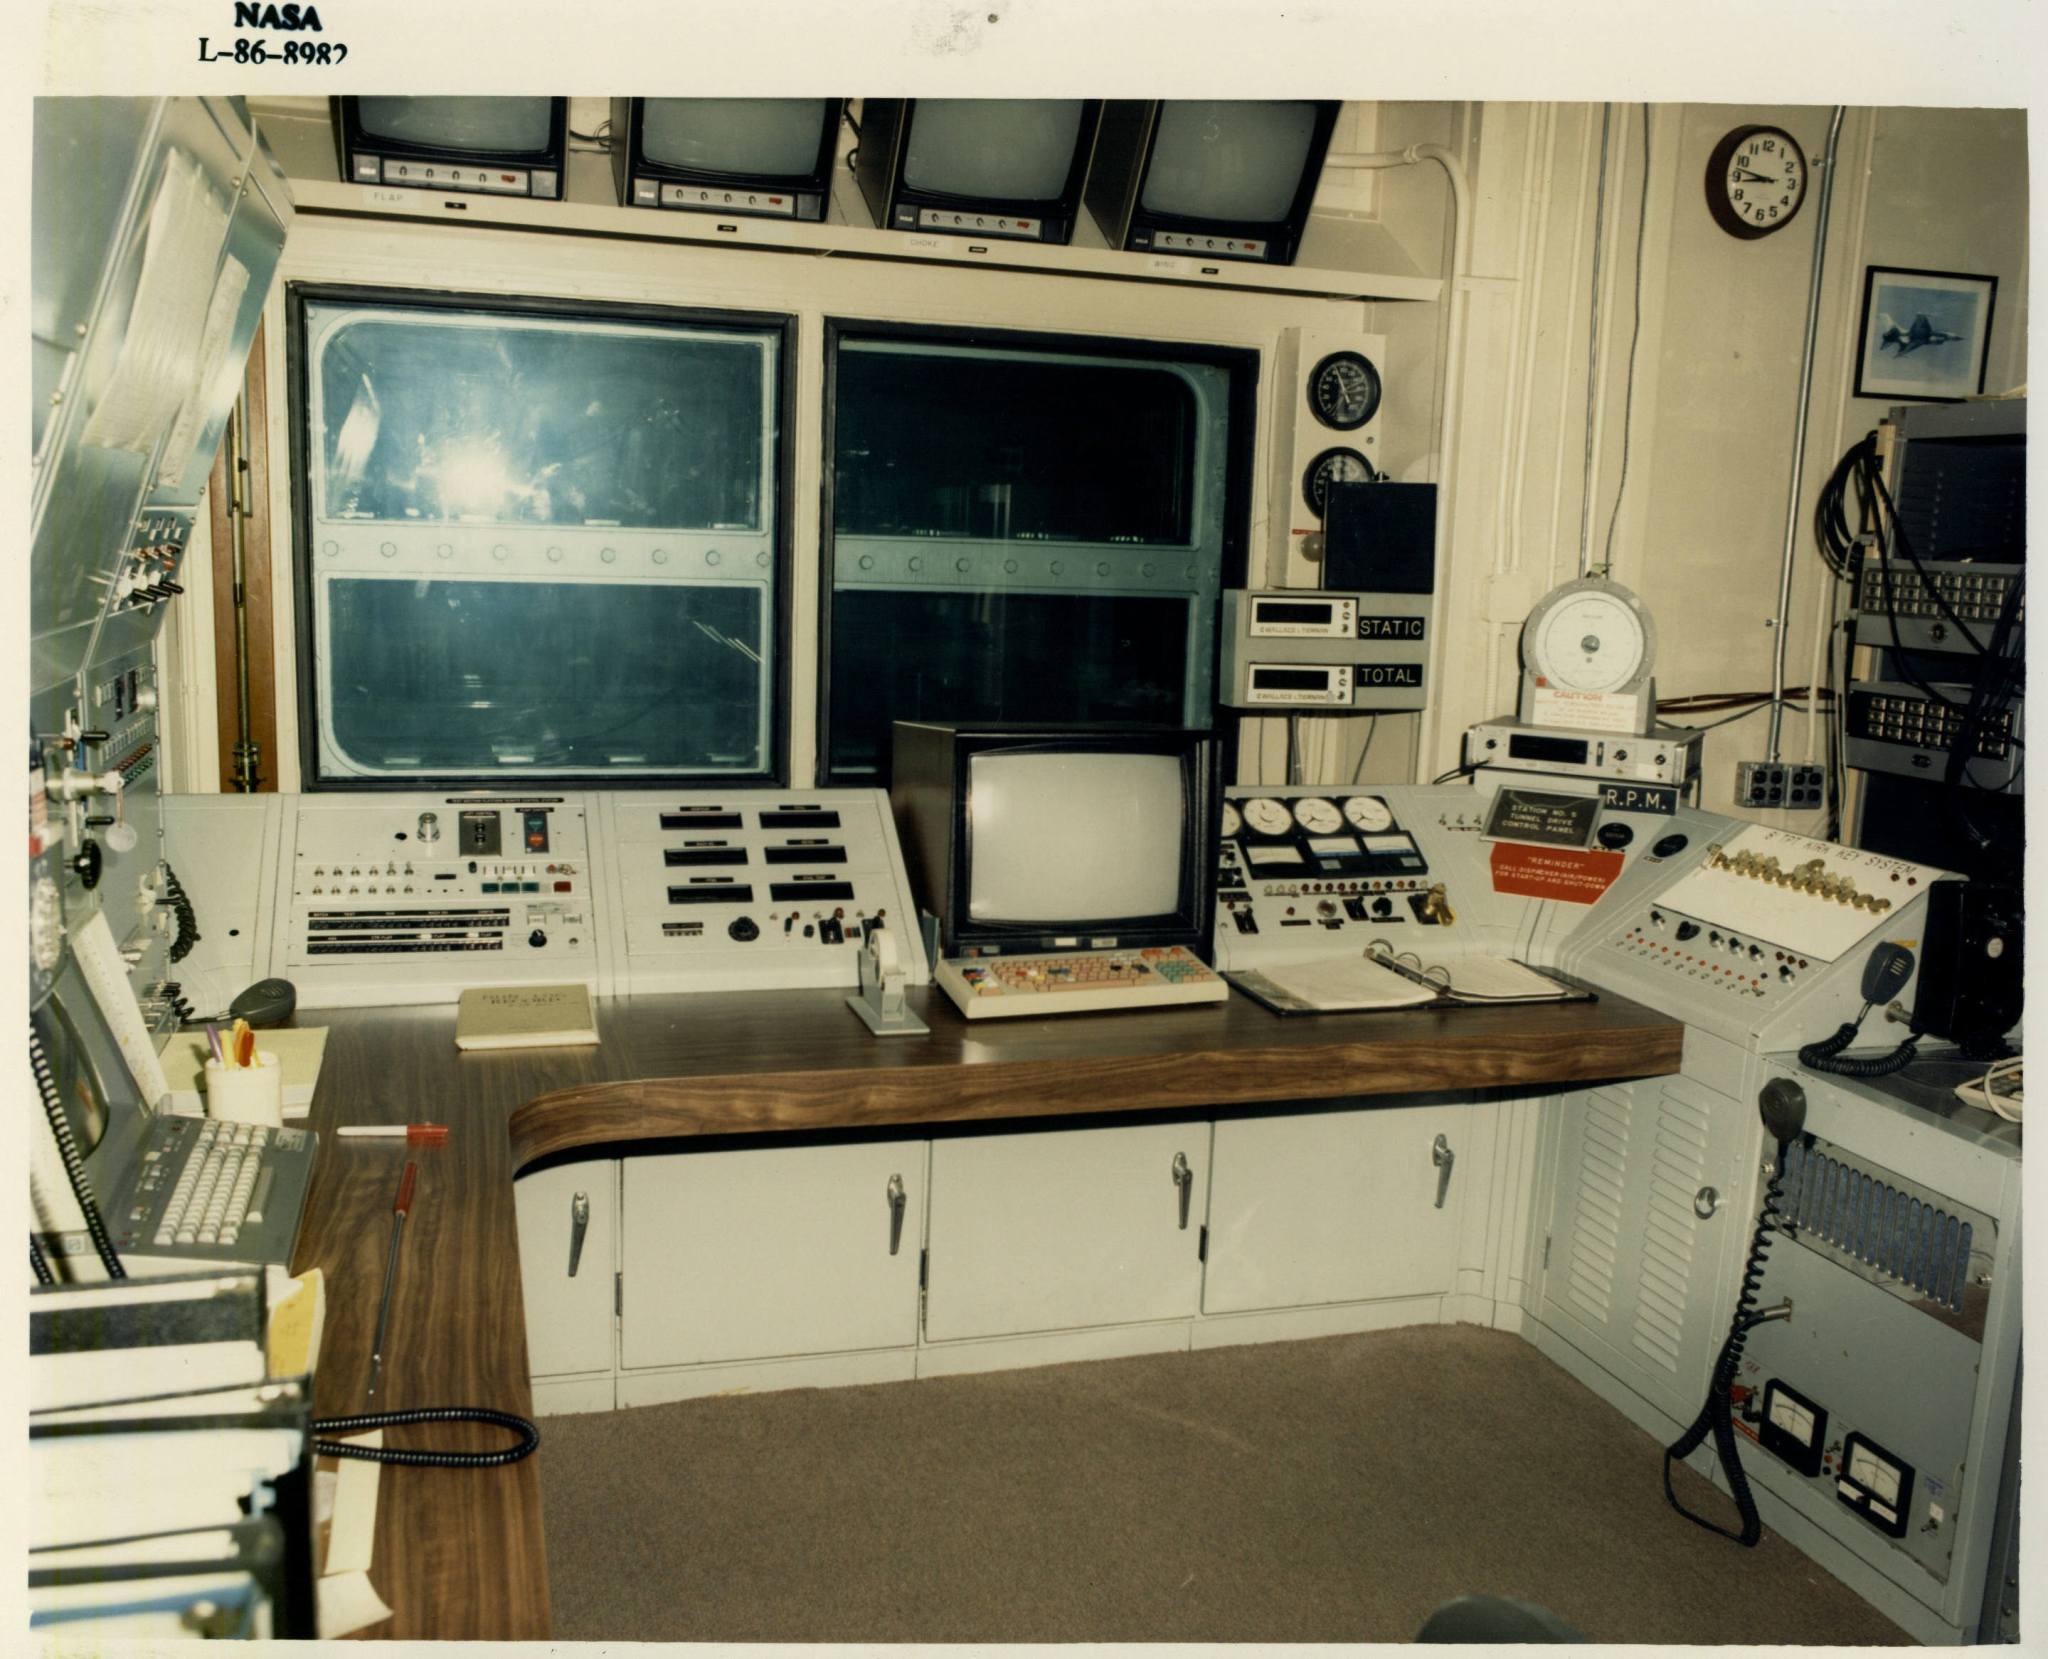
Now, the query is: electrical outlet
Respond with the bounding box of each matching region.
[1735,760,1824,810]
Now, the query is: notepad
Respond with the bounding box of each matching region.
[454,982,600,1051]
[163,1028,328,1118]
[1227,950,1588,1016]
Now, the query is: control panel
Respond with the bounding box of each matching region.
[162,788,930,1009]
[1562,824,1947,1048]
[595,790,928,994]
[280,795,599,1007]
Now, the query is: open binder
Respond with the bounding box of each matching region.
[1227,944,1594,1018]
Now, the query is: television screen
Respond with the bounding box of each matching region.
[353,96,555,156]
[639,98,833,176]
[967,750,1185,922]
[901,99,1088,201]
[1140,100,1321,222]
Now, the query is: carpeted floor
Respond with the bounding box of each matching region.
[537,1324,1914,1644]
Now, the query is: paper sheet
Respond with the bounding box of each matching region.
[323,1430,382,1578]
[73,910,174,1107]
[1250,953,1439,1012]
[1433,955,1574,1001]
[316,1570,392,1639]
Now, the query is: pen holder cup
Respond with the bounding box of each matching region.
[204,1052,284,1128]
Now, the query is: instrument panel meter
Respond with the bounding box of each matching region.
[1307,350,1383,431]
[1291,796,1343,834]
[1220,802,1243,840]
[1241,797,1293,837]
[1343,795,1393,833]
[1521,576,1657,694]
[1301,447,1377,516]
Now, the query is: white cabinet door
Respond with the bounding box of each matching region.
[1536,1073,1751,1425]
[515,1160,617,1378]
[1204,1104,1469,1314]
[619,1143,923,1370]
[924,1123,1207,1342]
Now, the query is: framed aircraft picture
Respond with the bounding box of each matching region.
[1854,266,1997,402]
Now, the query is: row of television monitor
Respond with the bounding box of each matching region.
[334,97,1342,267]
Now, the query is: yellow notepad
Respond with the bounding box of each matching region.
[454,983,600,1051]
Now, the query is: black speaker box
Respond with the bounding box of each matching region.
[1911,880,2023,1057]
[1322,481,1437,595]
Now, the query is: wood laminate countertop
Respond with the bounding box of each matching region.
[291,982,1685,1640]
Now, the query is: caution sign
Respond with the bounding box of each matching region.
[1490,842,1625,905]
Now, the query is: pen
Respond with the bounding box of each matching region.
[338,1123,450,1145]
[366,1161,418,1404]
[206,1024,223,1064]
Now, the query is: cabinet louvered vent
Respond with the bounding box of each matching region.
[1631,1087,1710,1375]
[1781,1139,1974,1315]
[1563,1090,1629,1324]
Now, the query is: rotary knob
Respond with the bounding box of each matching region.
[417,811,441,844]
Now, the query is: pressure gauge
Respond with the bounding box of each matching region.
[1292,796,1343,834]
[1241,797,1293,837]
[1302,447,1378,516]
[1220,802,1243,840]
[1521,576,1658,694]
[1343,795,1393,833]
[1307,350,1383,431]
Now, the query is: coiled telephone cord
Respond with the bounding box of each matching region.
[310,1405,540,1468]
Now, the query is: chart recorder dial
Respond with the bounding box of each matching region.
[1240,797,1293,837]
[1291,796,1343,835]
[1343,795,1393,833]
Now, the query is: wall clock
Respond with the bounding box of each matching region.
[1705,124,1808,239]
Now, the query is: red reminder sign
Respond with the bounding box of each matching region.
[1490,842,1625,904]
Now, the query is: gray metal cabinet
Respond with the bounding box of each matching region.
[923,1122,1207,1342]
[619,1143,924,1369]
[514,1160,618,1379]
[1204,1103,1468,1313]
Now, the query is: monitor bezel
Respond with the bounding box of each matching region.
[334,95,569,171]
[619,96,845,198]
[1126,99,1341,261]
[883,98,1104,227]
[935,725,1218,958]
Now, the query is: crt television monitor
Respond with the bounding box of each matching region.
[333,96,567,198]
[1085,100,1339,266]
[611,97,843,220]
[890,722,1219,958]
[852,99,1101,245]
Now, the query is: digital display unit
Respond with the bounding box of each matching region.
[890,722,1218,956]
[333,97,567,199]
[610,97,843,220]
[1084,99,1340,266]
[852,99,1102,244]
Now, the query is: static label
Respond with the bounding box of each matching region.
[1356,616,1427,640]
[1489,843,1626,904]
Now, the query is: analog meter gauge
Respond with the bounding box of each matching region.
[1307,350,1383,431]
[1220,802,1243,840]
[1343,795,1393,833]
[1521,576,1657,694]
[1301,447,1377,516]
[1241,797,1293,837]
[1292,796,1343,834]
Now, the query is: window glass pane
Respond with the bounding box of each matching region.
[320,578,766,779]
[299,294,781,784]
[835,342,1203,545]
[314,308,765,529]
[827,331,1242,784]
[828,590,1196,782]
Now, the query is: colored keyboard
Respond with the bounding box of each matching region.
[936,946,1228,1019]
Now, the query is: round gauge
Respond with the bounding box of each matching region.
[1521,576,1657,694]
[1241,797,1293,837]
[1307,350,1384,431]
[1705,124,1809,240]
[1651,832,1690,860]
[1343,795,1394,833]
[1292,796,1343,834]
[1220,802,1243,840]
[1597,820,1636,850]
[1301,446,1378,517]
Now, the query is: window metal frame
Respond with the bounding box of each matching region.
[286,281,797,791]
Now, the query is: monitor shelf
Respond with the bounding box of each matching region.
[255,111,1440,305]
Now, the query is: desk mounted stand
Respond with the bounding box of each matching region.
[847,927,929,1037]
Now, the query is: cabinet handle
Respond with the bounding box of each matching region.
[886,1173,907,1256]
[1694,1185,1721,1220]
[1171,1151,1193,1230]
[567,1191,591,1277]
[1431,1134,1456,1210]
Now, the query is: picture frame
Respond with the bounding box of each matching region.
[1853,266,1997,402]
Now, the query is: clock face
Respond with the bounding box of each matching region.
[1707,125,1809,239]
